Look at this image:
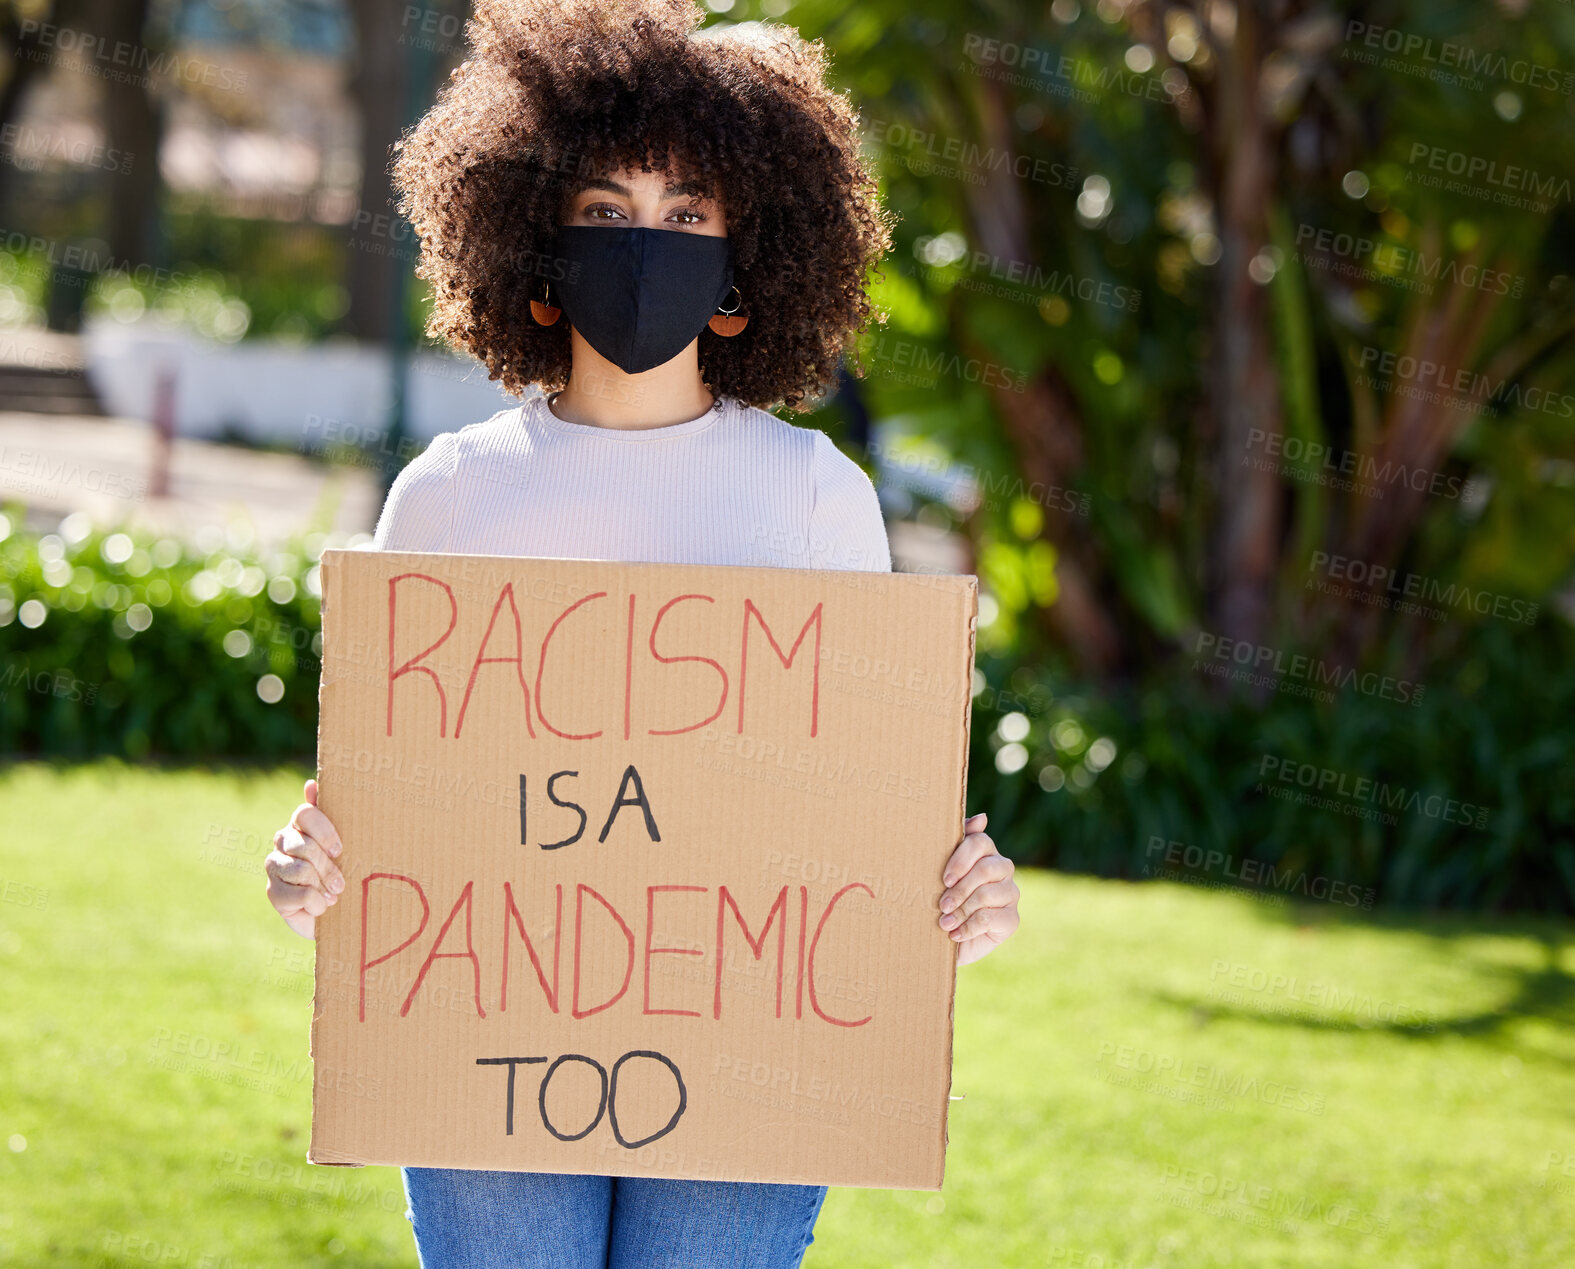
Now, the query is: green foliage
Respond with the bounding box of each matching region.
[0,242,51,326]
[0,508,326,759]
[86,204,358,343]
[966,610,1575,915]
[777,0,1575,916]
[1,203,431,344]
[784,0,1575,628]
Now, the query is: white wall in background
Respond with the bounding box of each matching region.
[81,315,523,445]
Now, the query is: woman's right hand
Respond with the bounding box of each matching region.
[264,778,346,939]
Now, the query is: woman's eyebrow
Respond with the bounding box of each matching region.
[576,177,714,199]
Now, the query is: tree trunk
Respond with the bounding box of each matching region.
[957,68,1123,675]
[343,0,412,342]
[1207,0,1284,656]
[0,0,87,220]
[94,0,159,270]
[1329,232,1516,662]
[974,354,1124,675]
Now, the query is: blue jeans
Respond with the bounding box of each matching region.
[400,1167,828,1268]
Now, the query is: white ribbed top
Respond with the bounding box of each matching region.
[371,390,892,573]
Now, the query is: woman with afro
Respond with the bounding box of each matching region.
[263,1,1022,1264]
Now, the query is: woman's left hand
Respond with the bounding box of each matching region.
[938,812,1020,966]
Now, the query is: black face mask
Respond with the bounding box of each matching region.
[550,225,735,375]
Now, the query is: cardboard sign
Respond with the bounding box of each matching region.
[307,548,978,1189]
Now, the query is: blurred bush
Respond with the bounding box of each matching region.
[0,208,394,345]
[0,507,324,759]
[966,612,1575,915]
[82,207,356,344]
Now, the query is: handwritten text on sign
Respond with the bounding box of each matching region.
[310,550,976,1188]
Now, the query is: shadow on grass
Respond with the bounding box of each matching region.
[1147,885,1575,1044]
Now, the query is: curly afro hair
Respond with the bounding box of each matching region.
[389,0,897,413]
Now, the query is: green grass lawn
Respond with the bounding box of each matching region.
[0,761,1570,1267]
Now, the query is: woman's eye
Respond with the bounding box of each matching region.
[584,203,624,220]
[670,207,706,225]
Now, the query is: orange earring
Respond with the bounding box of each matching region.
[708,286,748,336]
[530,280,561,326]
